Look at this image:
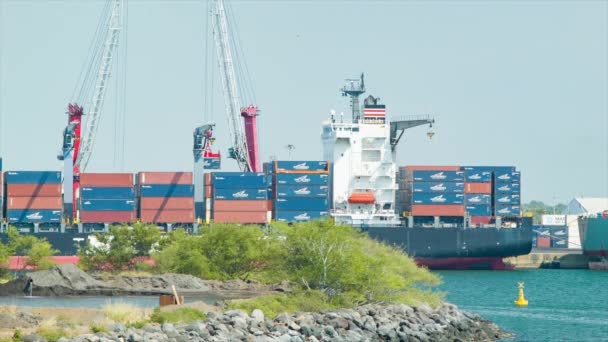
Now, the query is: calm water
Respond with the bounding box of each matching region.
[0,294,222,308]
[437,269,608,342]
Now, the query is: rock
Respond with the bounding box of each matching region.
[161,323,176,334]
[251,309,265,322]
[225,309,248,318]
[21,334,45,342]
[109,323,126,333]
[231,315,248,329]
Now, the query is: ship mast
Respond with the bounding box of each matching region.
[341,73,366,121]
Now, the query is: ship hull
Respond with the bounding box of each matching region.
[578,217,608,256]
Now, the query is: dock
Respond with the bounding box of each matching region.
[505,248,593,269]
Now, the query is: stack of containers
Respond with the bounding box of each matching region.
[534,224,568,248]
[78,173,135,223]
[138,172,195,224]
[493,169,521,217]
[4,171,62,224]
[398,166,465,217]
[210,172,268,223]
[272,161,330,222]
[463,170,493,224]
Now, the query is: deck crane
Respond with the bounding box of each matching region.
[58,0,123,226]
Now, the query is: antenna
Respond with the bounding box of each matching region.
[285,144,295,159]
[341,73,366,120]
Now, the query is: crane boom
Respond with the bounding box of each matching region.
[76,0,123,172]
[211,0,253,172]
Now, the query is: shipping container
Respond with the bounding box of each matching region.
[494,194,521,205]
[465,205,492,216]
[140,209,195,223]
[274,197,330,211]
[140,197,194,210]
[551,238,567,248]
[6,209,62,223]
[211,173,267,189]
[138,172,193,185]
[212,200,268,212]
[465,194,492,205]
[464,182,492,194]
[7,197,62,210]
[139,184,194,197]
[464,171,492,183]
[536,236,551,248]
[401,165,461,172]
[461,166,515,173]
[412,193,464,205]
[203,158,221,170]
[214,188,267,200]
[494,171,521,183]
[470,216,493,225]
[80,187,135,200]
[212,211,268,224]
[275,173,329,185]
[4,171,61,184]
[80,173,134,187]
[495,205,521,216]
[410,204,465,216]
[532,235,537,248]
[410,171,464,182]
[274,160,329,172]
[79,211,136,223]
[494,183,521,193]
[534,226,551,237]
[409,182,464,193]
[274,211,329,222]
[81,199,135,211]
[6,184,62,197]
[275,185,329,198]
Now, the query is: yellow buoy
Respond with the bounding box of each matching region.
[514,282,528,306]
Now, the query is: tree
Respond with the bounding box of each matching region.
[25,240,58,270]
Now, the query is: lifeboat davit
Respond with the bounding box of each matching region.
[348,192,375,204]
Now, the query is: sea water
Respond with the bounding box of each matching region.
[437,269,608,342]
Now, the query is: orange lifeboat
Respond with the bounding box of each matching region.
[348,192,375,204]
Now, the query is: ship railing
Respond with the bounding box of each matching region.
[391,115,433,122]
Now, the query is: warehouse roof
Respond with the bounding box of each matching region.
[565,197,608,216]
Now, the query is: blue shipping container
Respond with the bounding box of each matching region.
[410,182,464,193]
[464,171,492,183]
[274,211,329,222]
[534,226,551,237]
[140,184,194,197]
[465,205,492,216]
[494,171,521,183]
[411,171,464,182]
[4,171,61,184]
[214,188,267,200]
[203,158,221,170]
[412,193,464,204]
[551,238,567,248]
[81,199,135,211]
[494,194,521,205]
[494,183,521,193]
[495,205,521,216]
[274,197,329,211]
[212,173,267,189]
[275,173,329,185]
[276,185,329,198]
[7,209,62,223]
[465,194,492,205]
[461,166,515,173]
[80,187,135,200]
[274,161,328,172]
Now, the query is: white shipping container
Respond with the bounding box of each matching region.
[542,214,566,226]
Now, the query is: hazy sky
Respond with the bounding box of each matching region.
[0,0,606,204]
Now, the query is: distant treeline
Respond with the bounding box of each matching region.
[522,200,567,224]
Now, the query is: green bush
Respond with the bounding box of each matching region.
[149,307,207,324]
[89,324,108,334]
[227,290,337,319]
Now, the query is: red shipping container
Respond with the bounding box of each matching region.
[402,165,461,172]
[140,209,195,223]
[536,236,551,248]
[138,172,193,185]
[205,185,212,198]
[411,204,465,216]
[267,200,273,211]
[80,173,134,187]
[7,196,62,210]
[140,197,194,210]
[471,216,493,225]
[80,211,136,223]
[6,184,62,197]
[212,200,268,212]
[465,183,492,194]
[212,211,268,224]
[205,173,211,184]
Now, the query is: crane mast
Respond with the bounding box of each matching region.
[211,0,259,172]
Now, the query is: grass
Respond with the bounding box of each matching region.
[101,301,147,324]
[36,319,67,342]
[227,290,338,319]
[89,323,108,334]
[149,307,207,324]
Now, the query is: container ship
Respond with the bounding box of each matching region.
[0,76,532,270]
[578,213,608,257]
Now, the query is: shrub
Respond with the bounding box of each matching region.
[36,319,66,342]
[89,323,108,334]
[227,290,336,319]
[149,307,207,324]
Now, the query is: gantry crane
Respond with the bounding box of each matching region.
[58,0,123,225]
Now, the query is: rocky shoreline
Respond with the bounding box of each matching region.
[19,303,509,342]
